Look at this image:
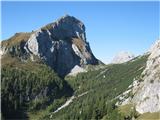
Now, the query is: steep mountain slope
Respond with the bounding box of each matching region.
[116,40,160,119]
[132,40,160,114]
[111,51,135,64]
[37,39,159,119]
[1,15,99,77]
[1,54,73,119]
[41,55,148,120]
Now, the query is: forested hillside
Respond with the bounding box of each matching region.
[1,55,73,119]
[42,55,148,120]
[1,53,148,120]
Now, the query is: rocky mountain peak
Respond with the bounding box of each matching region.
[57,14,84,27]
[41,14,86,42]
[1,15,98,77]
[111,51,135,64]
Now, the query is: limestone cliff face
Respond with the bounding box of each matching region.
[1,15,98,76]
[133,40,160,114]
[116,40,160,114]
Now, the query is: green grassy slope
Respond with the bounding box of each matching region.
[1,32,31,48]
[137,112,160,120]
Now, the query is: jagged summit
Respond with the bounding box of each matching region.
[1,15,99,76]
[57,14,84,25]
[41,14,86,41]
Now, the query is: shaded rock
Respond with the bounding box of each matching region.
[22,15,98,76]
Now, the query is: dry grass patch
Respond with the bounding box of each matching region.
[137,112,160,120]
[1,32,31,47]
[72,38,85,52]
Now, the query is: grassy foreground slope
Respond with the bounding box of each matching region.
[43,55,148,120]
[137,112,160,120]
[118,104,160,120]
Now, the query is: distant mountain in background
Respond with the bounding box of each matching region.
[111,51,135,64]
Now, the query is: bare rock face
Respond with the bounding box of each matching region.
[133,39,160,114]
[21,15,98,76]
[68,65,87,76]
[116,40,160,114]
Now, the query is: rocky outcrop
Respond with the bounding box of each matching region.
[116,40,160,114]
[1,15,98,76]
[68,65,87,76]
[132,39,160,114]
[111,51,135,64]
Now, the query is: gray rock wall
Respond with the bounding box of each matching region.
[24,15,98,76]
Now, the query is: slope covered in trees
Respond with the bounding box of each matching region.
[1,55,73,119]
[42,55,148,120]
[1,50,149,120]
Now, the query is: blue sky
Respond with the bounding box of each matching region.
[1,1,159,63]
